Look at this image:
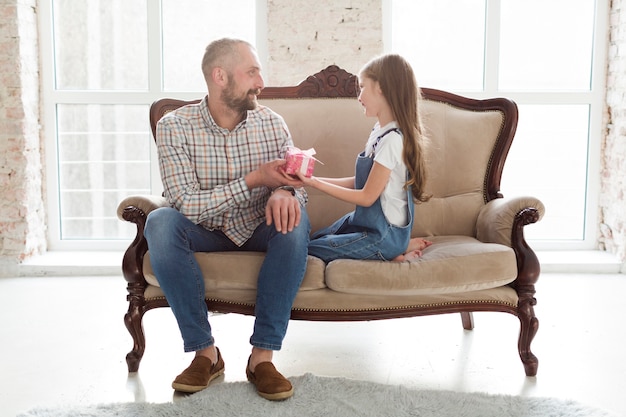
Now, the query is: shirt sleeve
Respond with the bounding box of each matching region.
[373,131,403,171]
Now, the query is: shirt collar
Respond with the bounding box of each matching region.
[372,120,399,136]
[200,96,258,133]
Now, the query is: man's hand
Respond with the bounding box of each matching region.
[265,189,301,233]
[245,159,303,190]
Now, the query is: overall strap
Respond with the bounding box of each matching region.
[371,128,400,158]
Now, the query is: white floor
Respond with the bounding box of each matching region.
[1,272,625,417]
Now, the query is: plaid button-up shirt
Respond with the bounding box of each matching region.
[156,96,306,246]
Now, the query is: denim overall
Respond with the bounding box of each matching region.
[308,129,414,263]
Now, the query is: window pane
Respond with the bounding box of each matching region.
[52,0,149,90]
[56,104,151,240]
[501,105,590,240]
[391,0,486,91]
[162,0,256,92]
[499,0,595,91]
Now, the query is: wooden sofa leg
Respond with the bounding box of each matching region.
[124,299,147,373]
[460,312,474,330]
[517,291,539,376]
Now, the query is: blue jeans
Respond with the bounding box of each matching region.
[144,207,310,352]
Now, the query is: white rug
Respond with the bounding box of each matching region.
[18,373,617,417]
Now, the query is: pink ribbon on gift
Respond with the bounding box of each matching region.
[284,147,324,177]
[286,147,324,164]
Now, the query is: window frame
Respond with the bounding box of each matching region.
[39,0,607,251]
[383,0,608,251]
[39,0,267,251]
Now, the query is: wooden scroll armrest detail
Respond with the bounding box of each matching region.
[509,206,542,377]
[118,195,168,288]
[510,206,542,288]
[118,194,169,373]
[476,196,545,247]
[117,195,169,221]
[477,197,542,377]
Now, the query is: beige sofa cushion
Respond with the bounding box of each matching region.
[144,236,516,296]
[412,102,505,237]
[325,236,517,296]
[143,252,327,291]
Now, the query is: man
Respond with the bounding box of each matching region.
[144,38,309,401]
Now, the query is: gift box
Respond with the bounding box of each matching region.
[283,147,320,178]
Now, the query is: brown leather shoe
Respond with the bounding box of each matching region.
[246,357,294,401]
[172,347,225,393]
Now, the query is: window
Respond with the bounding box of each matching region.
[40,0,607,251]
[387,0,607,250]
[40,0,258,250]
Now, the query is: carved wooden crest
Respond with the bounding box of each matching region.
[296,65,358,98]
[259,65,358,99]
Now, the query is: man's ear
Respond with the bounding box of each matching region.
[212,67,228,87]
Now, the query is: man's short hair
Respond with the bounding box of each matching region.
[201,38,253,83]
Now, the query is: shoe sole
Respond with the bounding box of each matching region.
[257,387,294,401]
[171,367,225,393]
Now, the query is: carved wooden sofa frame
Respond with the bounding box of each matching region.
[118,65,544,377]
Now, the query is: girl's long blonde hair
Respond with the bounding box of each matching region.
[360,54,430,203]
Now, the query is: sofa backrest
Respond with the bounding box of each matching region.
[259,92,516,238]
[257,97,373,234]
[412,94,515,238]
[150,66,517,239]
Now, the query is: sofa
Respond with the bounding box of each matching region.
[117,65,545,377]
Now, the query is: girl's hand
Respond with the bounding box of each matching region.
[278,166,306,187]
[292,171,316,187]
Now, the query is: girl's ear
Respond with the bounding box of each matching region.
[375,81,384,96]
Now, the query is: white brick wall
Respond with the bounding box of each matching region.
[0,0,46,266]
[266,0,382,85]
[601,0,626,263]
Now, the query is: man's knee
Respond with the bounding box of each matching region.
[284,216,311,253]
[293,209,312,240]
[145,207,179,241]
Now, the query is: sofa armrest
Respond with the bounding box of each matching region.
[118,195,169,371]
[117,194,169,222]
[476,196,545,247]
[118,195,168,291]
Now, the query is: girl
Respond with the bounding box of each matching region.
[296,54,431,263]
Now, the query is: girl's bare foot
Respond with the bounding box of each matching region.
[407,237,432,252]
[392,237,433,262]
[393,249,422,262]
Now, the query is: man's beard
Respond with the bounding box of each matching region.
[222,78,260,113]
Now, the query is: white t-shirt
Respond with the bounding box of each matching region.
[364,121,409,227]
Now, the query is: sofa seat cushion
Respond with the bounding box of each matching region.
[324,236,517,296]
[143,236,516,296]
[143,252,327,291]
